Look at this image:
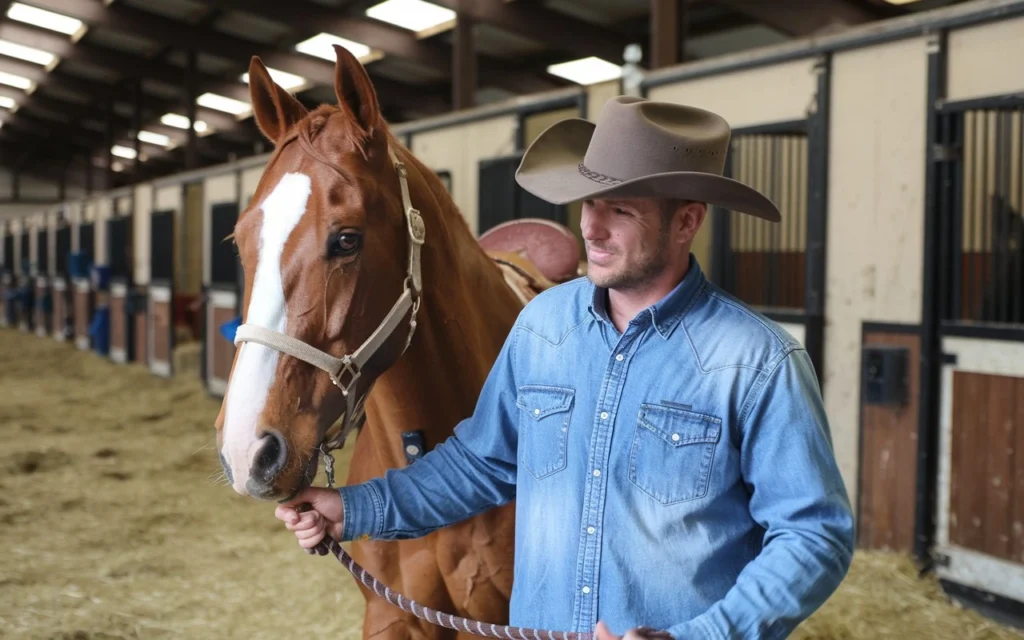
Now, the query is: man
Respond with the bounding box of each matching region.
[277,96,855,639]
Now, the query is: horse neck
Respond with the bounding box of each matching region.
[359,143,523,468]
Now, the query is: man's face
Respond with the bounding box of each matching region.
[580,197,674,290]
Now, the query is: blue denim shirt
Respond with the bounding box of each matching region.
[339,255,855,640]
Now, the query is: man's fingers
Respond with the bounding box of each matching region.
[274,504,300,525]
[284,511,320,532]
[295,520,326,541]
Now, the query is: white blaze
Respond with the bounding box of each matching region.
[222,172,312,494]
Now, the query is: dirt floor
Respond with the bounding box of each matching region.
[1,327,1022,640]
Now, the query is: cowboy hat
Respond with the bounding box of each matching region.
[514,96,781,222]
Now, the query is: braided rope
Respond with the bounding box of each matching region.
[308,537,592,640]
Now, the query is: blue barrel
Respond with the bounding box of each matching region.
[89,307,111,355]
[90,265,110,291]
[69,253,90,280]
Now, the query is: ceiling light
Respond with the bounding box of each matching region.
[882,0,922,4]
[138,130,170,147]
[0,71,32,90]
[160,113,208,133]
[0,39,56,66]
[546,57,622,85]
[6,3,84,37]
[112,161,124,172]
[365,0,455,35]
[0,96,14,109]
[240,67,308,92]
[296,33,373,62]
[196,92,250,116]
[111,145,136,160]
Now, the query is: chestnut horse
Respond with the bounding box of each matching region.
[214,47,531,640]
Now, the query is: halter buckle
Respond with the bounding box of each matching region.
[329,355,362,397]
[407,209,425,245]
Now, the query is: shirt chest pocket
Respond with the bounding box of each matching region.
[516,385,574,480]
[629,403,722,505]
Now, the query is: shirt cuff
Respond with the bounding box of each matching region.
[338,481,383,542]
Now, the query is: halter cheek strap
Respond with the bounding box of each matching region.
[232,146,425,483]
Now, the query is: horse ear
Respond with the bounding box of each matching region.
[249,56,309,143]
[332,44,381,135]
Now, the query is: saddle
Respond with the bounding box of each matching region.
[479,218,583,305]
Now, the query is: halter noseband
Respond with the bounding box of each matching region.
[232,144,425,484]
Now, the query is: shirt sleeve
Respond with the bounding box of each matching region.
[338,323,521,542]
[665,347,856,640]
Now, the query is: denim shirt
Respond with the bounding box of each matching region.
[339,255,855,640]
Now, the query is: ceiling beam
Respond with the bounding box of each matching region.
[711,0,887,36]
[201,0,562,95]
[430,0,633,63]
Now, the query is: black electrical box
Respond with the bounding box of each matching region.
[863,345,909,406]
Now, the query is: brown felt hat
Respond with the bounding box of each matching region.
[515,96,781,222]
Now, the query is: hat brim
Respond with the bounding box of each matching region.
[514,118,782,223]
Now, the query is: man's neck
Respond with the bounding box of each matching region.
[607,259,690,333]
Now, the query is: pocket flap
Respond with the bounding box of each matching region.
[517,385,575,420]
[638,403,721,446]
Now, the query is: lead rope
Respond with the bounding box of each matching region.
[301,531,593,640]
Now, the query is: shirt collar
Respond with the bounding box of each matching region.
[587,254,705,339]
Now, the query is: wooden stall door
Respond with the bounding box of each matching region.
[947,371,1024,563]
[857,328,921,551]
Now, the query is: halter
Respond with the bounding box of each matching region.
[232,143,425,485]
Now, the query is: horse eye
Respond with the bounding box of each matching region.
[328,232,362,258]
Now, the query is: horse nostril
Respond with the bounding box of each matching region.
[253,430,288,483]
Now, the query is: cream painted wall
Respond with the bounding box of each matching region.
[203,173,237,286]
[133,184,153,285]
[411,114,519,235]
[95,197,113,266]
[241,166,265,204]
[646,58,819,129]
[587,80,621,120]
[947,15,1024,102]
[825,36,929,505]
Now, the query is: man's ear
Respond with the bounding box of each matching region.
[675,201,707,245]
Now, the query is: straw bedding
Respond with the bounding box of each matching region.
[1,328,1021,639]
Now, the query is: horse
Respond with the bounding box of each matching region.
[214,45,572,640]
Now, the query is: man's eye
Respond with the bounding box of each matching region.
[328,232,362,258]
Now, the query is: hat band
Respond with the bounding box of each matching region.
[578,163,623,186]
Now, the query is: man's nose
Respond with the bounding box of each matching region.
[580,211,606,242]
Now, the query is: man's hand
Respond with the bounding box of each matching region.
[274,487,345,550]
[594,621,674,640]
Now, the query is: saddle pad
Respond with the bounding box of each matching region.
[478,218,580,283]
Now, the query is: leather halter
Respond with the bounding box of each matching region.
[232,142,425,483]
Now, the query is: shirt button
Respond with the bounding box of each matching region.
[600,411,608,420]
[593,469,601,477]
[615,354,624,362]
[406,445,420,455]
[587,526,596,534]
[534,409,540,416]
[671,433,680,442]
[582,586,591,594]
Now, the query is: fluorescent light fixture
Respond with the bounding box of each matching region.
[296,33,372,62]
[0,96,14,109]
[196,92,250,116]
[160,113,208,133]
[546,56,622,85]
[6,3,84,36]
[0,71,32,90]
[138,130,170,147]
[883,0,921,4]
[241,67,308,91]
[111,145,136,160]
[0,39,56,66]
[365,0,455,35]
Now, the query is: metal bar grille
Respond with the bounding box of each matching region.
[720,132,808,311]
[946,107,1024,326]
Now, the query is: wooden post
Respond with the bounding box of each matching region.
[133,77,143,175]
[186,49,198,170]
[650,0,686,69]
[453,5,476,111]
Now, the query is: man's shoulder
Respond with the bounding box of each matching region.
[513,277,592,345]
[683,281,804,374]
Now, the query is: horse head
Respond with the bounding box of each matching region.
[215,45,430,501]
